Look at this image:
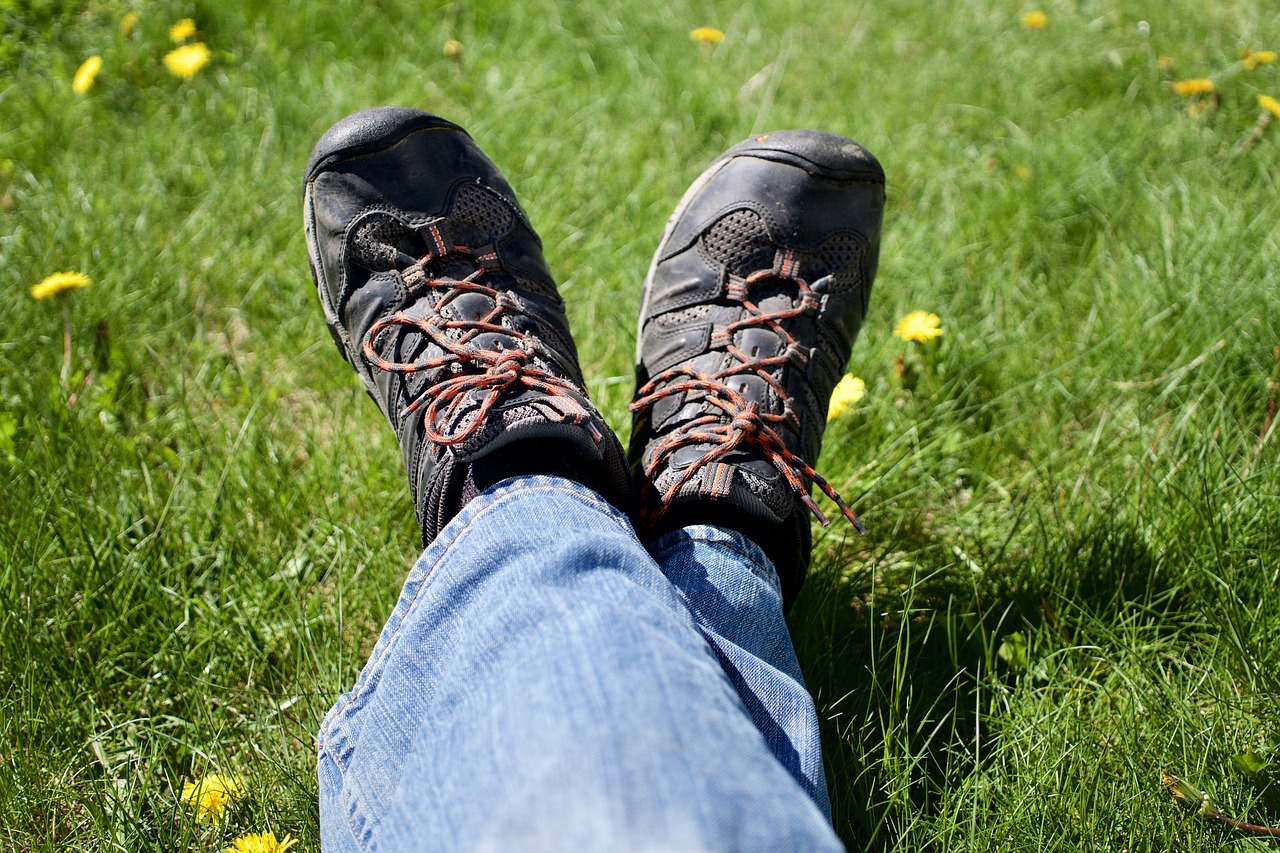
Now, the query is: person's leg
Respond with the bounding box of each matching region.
[648,525,832,815]
[317,475,844,852]
[627,130,886,824]
[304,109,848,851]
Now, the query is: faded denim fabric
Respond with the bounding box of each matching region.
[318,475,843,852]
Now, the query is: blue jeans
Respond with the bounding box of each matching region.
[318,476,844,852]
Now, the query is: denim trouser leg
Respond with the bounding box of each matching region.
[317,476,844,852]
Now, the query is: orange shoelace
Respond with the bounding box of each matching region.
[361,228,591,446]
[629,251,864,532]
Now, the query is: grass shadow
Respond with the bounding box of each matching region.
[792,495,1197,849]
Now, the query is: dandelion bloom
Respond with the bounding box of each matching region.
[120,11,139,36]
[894,311,944,343]
[224,832,298,853]
[31,272,91,299]
[169,18,197,43]
[1261,95,1280,119]
[164,43,211,79]
[443,38,463,57]
[1021,11,1048,29]
[827,375,866,421]
[181,774,245,823]
[689,27,724,45]
[1015,164,1031,179]
[1242,49,1278,70]
[1171,78,1213,96]
[71,56,102,94]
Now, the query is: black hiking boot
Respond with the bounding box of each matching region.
[304,107,630,542]
[629,130,885,606]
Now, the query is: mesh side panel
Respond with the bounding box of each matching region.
[698,209,774,274]
[815,234,867,292]
[814,233,862,271]
[509,274,559,300]
[451,183,514,236]
[653,304,714,328]
[353,216,418,269]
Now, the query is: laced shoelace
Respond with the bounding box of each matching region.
[629,249,864,533]
[360,226,593,447]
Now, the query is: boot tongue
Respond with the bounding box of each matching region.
[435,256,476,280]
[445,291,494,322]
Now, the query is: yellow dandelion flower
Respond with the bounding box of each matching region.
[71,56,102,95]
[689,27,724,45]
[1260,94,1280,119]
[164,42,211,79]
[181,774,245,823]
[120,11,139,36]
[31,271,91,300]
[827,375,866,421]
[1156,55,1174,72]
[224,832,298,853]
[443,38,463,58]
[1171,78,1214,96]
[1242,49,1277,70]
[893,311,944,343]
[1015,164,1031,179]
[1021,11,1048,29]
[1240,49,1276,70]
[169,18,197,43]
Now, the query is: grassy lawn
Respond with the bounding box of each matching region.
[3,0,1279,848]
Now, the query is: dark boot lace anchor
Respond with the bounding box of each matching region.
[630,248,865,533]
[360,223,598,446]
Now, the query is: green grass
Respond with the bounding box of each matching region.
[2,0,1279,848]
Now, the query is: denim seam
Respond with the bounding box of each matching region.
[317,479,632,769]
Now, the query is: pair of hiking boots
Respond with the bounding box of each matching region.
[303,108,884,606]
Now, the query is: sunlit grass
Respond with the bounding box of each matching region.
[2,0,1278,848]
